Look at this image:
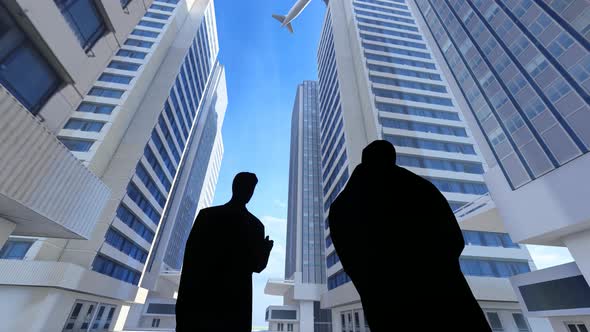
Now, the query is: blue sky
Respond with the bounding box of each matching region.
[209,0,575,329]
[211,0,327,328]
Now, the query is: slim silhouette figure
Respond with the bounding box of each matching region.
[329,140,491,332]
[176,172,273,332]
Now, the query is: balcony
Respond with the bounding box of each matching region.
[0,85,110,239]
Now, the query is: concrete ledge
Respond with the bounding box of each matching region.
[0,260,142,303]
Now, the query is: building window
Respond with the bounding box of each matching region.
[64,119,104,132]
[567,323,589,332]
[98,73,133,84]
[0,8,62,114]
[512,313,530,332]
[149,4,174,12]
[88,87,124,99]
[287,323,293,331]
[108,60,141,71]
[138,20,166,29]
[278,323,284,331]
[486,312,503,331]
[92,254,141,285]
[0,239,33,260]
[59,137,94,152]
[460,258,531,278]
[151,318,160,328]
[124,39,154,49]
[144,12,170,20]
[131,29,159,38]
[116,49,147,59]
[76,102,115,114]
[54,0,106,50]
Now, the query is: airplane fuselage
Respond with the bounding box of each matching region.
[283,0,312,26]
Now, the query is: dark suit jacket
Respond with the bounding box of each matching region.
[176,203,271,332]
[329,163,491,332]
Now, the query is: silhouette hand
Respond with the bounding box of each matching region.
[264,236,274,251]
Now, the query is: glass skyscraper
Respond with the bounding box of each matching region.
[413,0,589,189]
[413,1,590,329]
[315,1,543,331]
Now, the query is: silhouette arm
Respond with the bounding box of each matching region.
[251,224,272,273]
[438,192,465,258]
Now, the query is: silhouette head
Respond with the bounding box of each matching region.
[231,172,258,205]
[362,140,397,166]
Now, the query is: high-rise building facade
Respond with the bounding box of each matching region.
[411,0,590,330]
[0,0,226,331]
[316,1,547,331]
[266,81,332,332]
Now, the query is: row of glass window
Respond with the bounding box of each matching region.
[366,53,436,70]
[425,177,488,195]
[324,171,350,212]
[361,33,426,50]
[353,2,412,18]
[324,150,348,195]
[131,29,159,39]
[363,42,431,59]
[370,75,447,93]
[126,183,161,225]
[358,0,409,11]
[460,258,530,278]
[154,119,181,163]
[77,102,115,114]
[322,120,344,159]
[376,102,459,121]
[143,145,173,190]
[384,134,477,155]
[98,73,133,84]
[323,141,345,179]
[104,227,148,263]
[327,251,340,268]
[116,205,155,243]
[0,239,33,260]
[355,9,415,25]
[380,117,467,137]
[397,154,484,174]
[372,87,453,106]
[463,230,519,248]
[135,164,168,208]
[116,49,148,60]
[64,119,105,133]
[59,138,94,152]
[358,24,422,41]
[328,270,351,290]
[356,16,417,33]
[92,254,141,285]
[138,20,166,29]
[368,64,441,81]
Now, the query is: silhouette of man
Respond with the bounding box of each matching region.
[176,172,273,332]
[329,140,491,332]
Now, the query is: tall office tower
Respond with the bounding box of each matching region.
[0,0,148,330]
[266,81,332,332]
[316,1,545,331]
[124,62,227,331]
[0,0,226,331]
[411,1,590,330]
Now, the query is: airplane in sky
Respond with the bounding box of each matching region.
[272,0,312,33]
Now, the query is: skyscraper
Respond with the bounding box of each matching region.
[0,0,226,330]
[266,81,332,332]
[316,1,545,331]
[412,0,590,329]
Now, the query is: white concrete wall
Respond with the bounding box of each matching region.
[4,0,151,133]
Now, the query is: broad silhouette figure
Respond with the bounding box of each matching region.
[329,140,491,332]
[176,172,273,332]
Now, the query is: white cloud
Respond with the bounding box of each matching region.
[262,215,287,224]
[527,245,574,269]
[274,199,288,209]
